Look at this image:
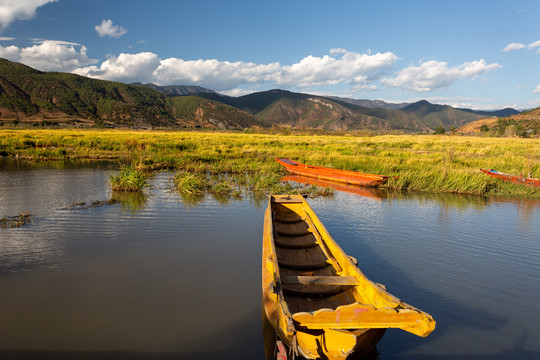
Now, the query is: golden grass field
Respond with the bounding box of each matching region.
[1,129,539,197]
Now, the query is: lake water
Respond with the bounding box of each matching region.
[0,159,539,359]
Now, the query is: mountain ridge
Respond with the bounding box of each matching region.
[0,58,521,132]
[0,58,263,129]
[139,83,520,117]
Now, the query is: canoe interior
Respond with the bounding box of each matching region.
[272,201,359,313]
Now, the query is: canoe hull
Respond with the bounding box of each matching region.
[262,195,435,359]
[276,158,388,187]
[480,168,540,187]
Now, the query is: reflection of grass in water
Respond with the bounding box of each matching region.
[111,191,147,212]
[177,192,206,208]
[172,171,334,205]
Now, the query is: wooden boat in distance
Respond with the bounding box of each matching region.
[276,158,388,187]
[262,195,435,360]
[480,169,540,187]
[281,175,387,201]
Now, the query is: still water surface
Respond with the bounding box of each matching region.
[0,160,539,359]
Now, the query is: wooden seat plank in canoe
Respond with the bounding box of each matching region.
[289,291,357,314]
[283,283,350,297]
[274,214,304,224]
[274,233,318,249]
[275,221,311,237]
[281,276,360,297]
[276,246,329,270]
[282,276,360,285]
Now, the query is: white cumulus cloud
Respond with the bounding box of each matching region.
[502,40,540,52]
[534,85,540,94]
[502,42,526,52]
[154,58,280,91]
[95,19,127,38]
[0,39,97,71]
[73,52,160,83]
[275,50,398,88]
[72,49,399,92]
[0,0,56,29]
[381,59,501,92]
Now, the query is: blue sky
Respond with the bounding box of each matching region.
[0,0,539,110]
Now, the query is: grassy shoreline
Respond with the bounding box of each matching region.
[1,129,539,198]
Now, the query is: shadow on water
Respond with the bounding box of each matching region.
[348,226,505,336]
[0,308,265,360]
[388,330,540,360]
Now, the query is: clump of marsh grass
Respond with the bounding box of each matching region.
[1,212,32,228]
[210,179,242,197]
[173,172,210,194]
[109,165,148,192]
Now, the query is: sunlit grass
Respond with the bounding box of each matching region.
[109,165,148,192]
[173,172,209,195]
[1,129,539,197]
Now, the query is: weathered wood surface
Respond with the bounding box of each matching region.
[282,276,361,285]
[263,195,436,360]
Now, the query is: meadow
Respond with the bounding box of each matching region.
[1,129,539,198]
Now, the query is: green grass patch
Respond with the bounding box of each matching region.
[109,165,148,192]
[2,129,539,198]
[173,172,210,194]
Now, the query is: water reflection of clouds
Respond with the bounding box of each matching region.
[0,229,66,273]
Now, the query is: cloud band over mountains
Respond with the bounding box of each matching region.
[71,49,402,93]
[0,39,501,95]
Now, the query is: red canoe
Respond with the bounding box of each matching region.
[276,158,388,187]
[480,169,540,187]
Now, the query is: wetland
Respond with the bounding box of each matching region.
[1,158,539,359]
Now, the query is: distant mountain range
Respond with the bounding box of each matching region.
[327,95,520,118]
[141,83,520,130]
[177,89,492,132]
[327,96,408,110]
[131,83,216,96]
[0,57,526,132]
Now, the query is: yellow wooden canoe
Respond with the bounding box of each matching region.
[262,195,435,360]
